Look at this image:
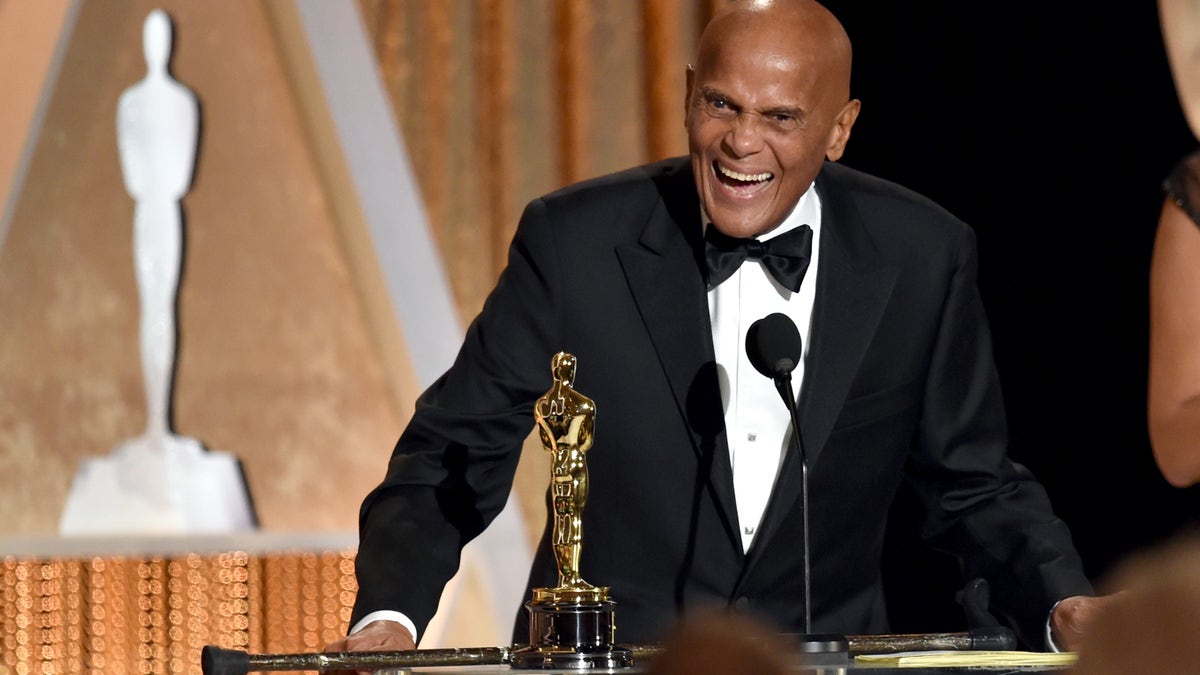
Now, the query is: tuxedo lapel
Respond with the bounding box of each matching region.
[614,164,742,551]
[739,164,900,573]
[798,172,900,466]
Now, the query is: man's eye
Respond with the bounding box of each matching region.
[700,97,729,118]
[703,96,734,116]
[768,113,802,132]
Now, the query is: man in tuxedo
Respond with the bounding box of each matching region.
[330,0,1110,658]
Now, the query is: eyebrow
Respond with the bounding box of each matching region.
[764,106,807,125]
[697,85,734,106]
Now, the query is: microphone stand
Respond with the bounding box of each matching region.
[745,312,847,663]
[773,372,811,632]
[773,370,847,663]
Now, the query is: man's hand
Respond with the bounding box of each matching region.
[324,620,415,675]
[1050,594,1120,652]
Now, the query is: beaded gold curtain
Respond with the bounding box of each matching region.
[1,548,356,675]
[356,0,724,321]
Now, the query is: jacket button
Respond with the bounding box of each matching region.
[733,596,750,610]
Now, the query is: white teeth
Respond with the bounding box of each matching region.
[718,165,772,182]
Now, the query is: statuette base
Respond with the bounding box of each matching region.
[510,597,632,670]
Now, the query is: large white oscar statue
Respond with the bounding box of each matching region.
[60,9,256,535]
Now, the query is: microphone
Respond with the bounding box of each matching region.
[746,312,803,400]
[746,313,847,663]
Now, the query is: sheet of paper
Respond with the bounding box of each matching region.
[855,650,1078,668]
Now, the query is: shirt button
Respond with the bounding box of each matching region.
[743,526,755,535]
[747,433,757,442]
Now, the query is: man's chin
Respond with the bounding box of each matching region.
[702,191,782,237]
[704,208,778,239]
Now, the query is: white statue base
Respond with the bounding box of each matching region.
[60,434,256,535]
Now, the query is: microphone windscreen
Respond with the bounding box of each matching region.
[746,313,803,379]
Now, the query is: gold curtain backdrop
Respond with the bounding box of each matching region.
[356,0,720,320]
[0,1,723,673]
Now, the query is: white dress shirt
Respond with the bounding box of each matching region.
[706,183,822,554]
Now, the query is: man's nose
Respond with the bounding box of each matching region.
[724,114,766,156]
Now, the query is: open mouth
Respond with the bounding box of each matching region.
[714,161,773,194]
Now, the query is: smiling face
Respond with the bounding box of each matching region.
[686,0,860,239]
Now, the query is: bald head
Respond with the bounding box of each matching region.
[685,0,860,238]
[696,0,853,101]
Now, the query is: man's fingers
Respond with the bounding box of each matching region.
[322,620,415,675]
[1053,594,1121,652]
[324,638,349,652]
[331,620,417,652]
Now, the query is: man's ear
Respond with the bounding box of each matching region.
[684,65,696,124]
[824,98,861,162]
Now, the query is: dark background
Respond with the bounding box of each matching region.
[821,2,1200,635]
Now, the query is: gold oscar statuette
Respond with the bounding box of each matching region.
[510,352,633,669]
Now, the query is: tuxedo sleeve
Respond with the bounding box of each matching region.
[350,197,565,637]
[904,225,1092,649]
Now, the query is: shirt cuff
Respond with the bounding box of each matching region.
[350,610,419,645]
[1045,600,1063,652]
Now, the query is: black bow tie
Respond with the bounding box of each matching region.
[704,224,813,292]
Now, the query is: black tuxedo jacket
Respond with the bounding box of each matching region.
[352,158,1091,648]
